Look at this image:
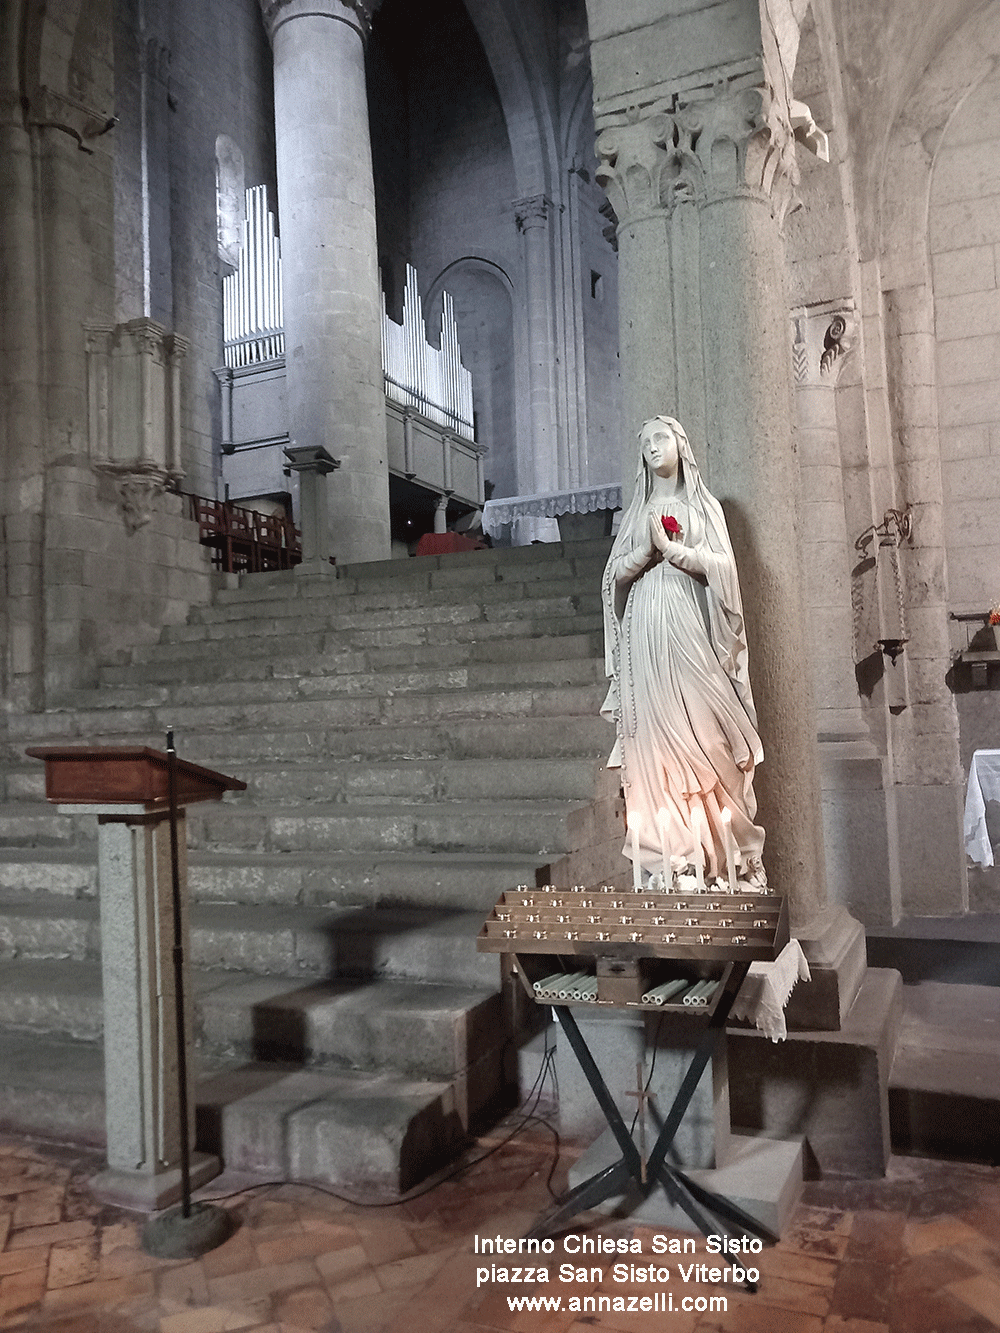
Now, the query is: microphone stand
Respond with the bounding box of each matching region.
[142,731,233,1258]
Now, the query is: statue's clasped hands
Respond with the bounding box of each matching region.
[648,511,704,576]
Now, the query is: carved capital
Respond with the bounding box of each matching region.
[259,0,381,43]
[595,79,802,228]
[677,80,799,219]
[595,112,690,227]
[513,195,555,232]
[790,302,858,387]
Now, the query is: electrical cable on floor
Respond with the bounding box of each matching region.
[196,1031,563,1211]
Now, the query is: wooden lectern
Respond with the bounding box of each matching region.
[26,746,246,1212]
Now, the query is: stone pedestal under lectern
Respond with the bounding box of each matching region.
[26,747,246,1211]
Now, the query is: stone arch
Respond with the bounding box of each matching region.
[427,258,519,500]
[462,0,560,200]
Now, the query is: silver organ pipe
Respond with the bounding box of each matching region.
[223,185,284,369]
[224,213,473,437]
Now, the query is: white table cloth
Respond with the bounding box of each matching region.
[964,749,1000,868]
[482,484,622,538]
[730,939,811,1042]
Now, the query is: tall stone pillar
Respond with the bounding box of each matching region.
[513,195,561,496]
[589,7,866,1024]
[260,0,390,563]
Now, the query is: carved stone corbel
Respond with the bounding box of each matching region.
[790,302,859,387]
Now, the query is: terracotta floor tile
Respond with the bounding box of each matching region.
[893,1247,981,1299]
[314,1243,369,1286]
[270,1283,337,1329]
[0,1244,50,1276]
[904,1216,984,1256]
[12,1185,64,1228]
[7,1218,95,1249]
[199,1225,259,1279]
[157,1260,210,1307]
[952,1240,1000,1278]
[948,1273,1000,1327]
[48,1237,100,1289]
[0,1265,48,1315]
[31,1315,103,1333]
[330,1285,411,1332]
[40,1272,157,1314]
[354,1217,418,1268]
[758,1247,838,1288]
[1,1131,1000,1333]
[828,1262,891,1323]
[888,1286,998,1333]
[253,1230,345,1266]
[207,1259,320,1306]
[325,1271,382,1301]
[374,1248,448,1290]
[753,1274,832,1317]
[841,1208,905,1267]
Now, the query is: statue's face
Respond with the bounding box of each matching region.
[641,421,679,477]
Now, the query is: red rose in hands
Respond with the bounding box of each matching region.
[661,515,681,538]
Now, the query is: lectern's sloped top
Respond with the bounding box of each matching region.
[25,746,247,807]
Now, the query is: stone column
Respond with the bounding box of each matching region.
[514,195,560,496]
[691,83,828,933]
[594,66,866,1023]
[261,0,390,563]
[284,443,341,570]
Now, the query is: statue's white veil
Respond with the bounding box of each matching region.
[602,417,757,744]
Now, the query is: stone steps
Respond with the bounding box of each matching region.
[8,714,615,770]
[0,896,500,986]
[156,593,604,646]
[0,537,617,1187]
[0,1035,482,1193]
[0,956,500,1079]
[889,981,1000,1163]
[0,949,507,1188]
[62,656,604,711]
[12,681,608,744]
[0,846,545,911]
[101,630,605,686]
[0,795,604,857]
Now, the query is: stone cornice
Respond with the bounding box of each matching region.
[258,0,381,44]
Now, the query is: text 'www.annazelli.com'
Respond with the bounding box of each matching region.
[505,1292,727,1314]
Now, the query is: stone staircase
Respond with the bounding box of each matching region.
[0,538,623,1191]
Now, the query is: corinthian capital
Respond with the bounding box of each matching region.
[513,195,554,232]
[676,80,799,221]
[596,79,802,229]
[595,112,696,227]
[258,0,381,43]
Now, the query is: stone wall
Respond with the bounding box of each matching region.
[930,65,1000,615]
[113,0,275,498]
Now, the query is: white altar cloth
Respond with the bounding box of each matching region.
[482,484,622,538]
[964,749,1000,868]
[731,939,811,1042]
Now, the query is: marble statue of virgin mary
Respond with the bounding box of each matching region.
[602,416,766,885]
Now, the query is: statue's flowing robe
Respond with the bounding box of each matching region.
[602,492,764,879]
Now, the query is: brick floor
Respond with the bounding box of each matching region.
[1,1130,998,1331]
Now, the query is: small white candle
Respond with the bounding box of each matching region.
[721,807,737,894]
[628,809,643,893]
[658,807,670,892]
[692,805,705,893]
